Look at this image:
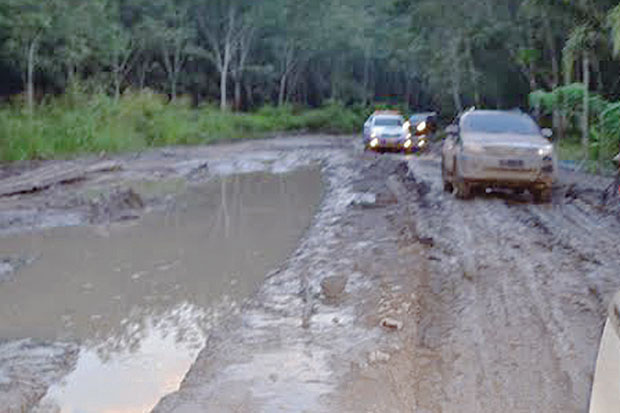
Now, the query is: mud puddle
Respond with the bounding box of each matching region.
[0,167,322,412]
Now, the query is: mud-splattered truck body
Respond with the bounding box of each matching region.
[442,110,555,202]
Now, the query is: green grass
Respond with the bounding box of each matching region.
[556,137,583,161]
[0,90,367,162]
[556,135,618,175]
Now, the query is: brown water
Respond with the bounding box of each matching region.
[0,168,322,413]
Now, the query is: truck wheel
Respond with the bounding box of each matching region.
[456,179,472,199]
[532,187,552,203]
[453,160,472,199]
[441,159,453,192]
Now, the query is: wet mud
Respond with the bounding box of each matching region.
[1,135,619,412]
[0,162,322,412]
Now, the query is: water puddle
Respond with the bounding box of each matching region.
[0,168,322,412]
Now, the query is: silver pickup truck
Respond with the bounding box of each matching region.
[442,109,555,202]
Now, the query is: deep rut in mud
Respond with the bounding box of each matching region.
[399,155,620,412]
[1,136,619,413]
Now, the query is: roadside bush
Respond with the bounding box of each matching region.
[300,103,363,133]
[530,84,620,166]
[0,91,365,162]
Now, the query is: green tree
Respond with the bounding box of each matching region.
[144,0,193,101]
[196,0,250,110]
[2,0,56,112]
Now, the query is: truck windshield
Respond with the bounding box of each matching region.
[410,113,433,124]
[375,117,402,127]
[462,113,539,135]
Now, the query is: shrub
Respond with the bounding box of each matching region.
[0,91,365,162]
[529,85,620,164]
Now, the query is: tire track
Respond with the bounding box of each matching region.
[406,155,619,412]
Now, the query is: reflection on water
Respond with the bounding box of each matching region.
[0,168,322,413]
[38,303,208,413]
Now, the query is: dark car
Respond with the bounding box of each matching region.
[408,112,437,136]
[404,112,438,152]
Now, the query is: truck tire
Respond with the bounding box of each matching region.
[454,160,472,199]
[532,187,552,203]
[456,179,472,199]
[441,159,453,193]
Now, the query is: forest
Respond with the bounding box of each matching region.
[1,0,620,164]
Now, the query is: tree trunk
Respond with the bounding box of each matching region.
[592,57,603,92]
[544,20,563,140]
[67,64,76,89]
[220,70,227,110]
[287,68,301,104]
[278,73,287,107]
[330,58,341,101]
[597,111,604,173]
[404,76,412,110]
[234,77,241,110]
[448,37,463,112]
[26,39,37,114]
[528,61,538,91]
[331,71,338,101]
[582,53,590,160]
[114,75,121,102]
[544,16,560,88]
[113,50,121,102]
[464,36,480,106]
[139,63,147,90]
[452,84,462,112]
[362,47,371,106]
[244,80,253,108]
[171,75,177,101]
[220,53,230,110]
[451,68,463,112]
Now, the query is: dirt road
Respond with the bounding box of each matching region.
[359,155,620,412]
[152,139,620,412]
[1,136,619,412]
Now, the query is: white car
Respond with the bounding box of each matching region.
[363,111,414,152]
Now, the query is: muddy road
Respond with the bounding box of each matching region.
[1,135,619,412]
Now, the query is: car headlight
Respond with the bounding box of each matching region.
[416,121,427,132]
[404,139,413,149]
[418,139,427,147]
[538,144,553,157]
[403,121,410,131]
[370,138,379,148]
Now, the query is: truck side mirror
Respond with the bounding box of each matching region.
[542,128,553,139]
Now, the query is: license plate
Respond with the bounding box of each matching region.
[500,159,524,168]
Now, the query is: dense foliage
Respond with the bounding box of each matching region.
[0,90,368,161]
[3,0,620,112]
[2,0,620,162]
[0,0,422,111]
